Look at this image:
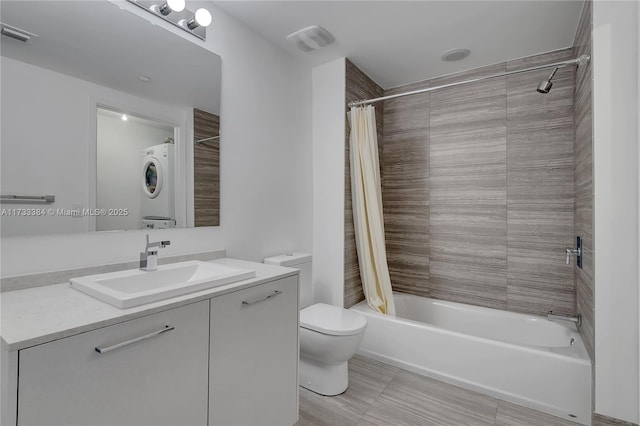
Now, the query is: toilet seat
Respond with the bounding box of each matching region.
[300,303,367,336]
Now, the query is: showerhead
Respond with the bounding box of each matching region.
[536,80,553,94]
[536,67,559,94]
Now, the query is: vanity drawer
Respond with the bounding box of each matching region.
[209,276,299,426]
[17,300,209,426]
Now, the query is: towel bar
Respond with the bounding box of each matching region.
[0,194,55,204]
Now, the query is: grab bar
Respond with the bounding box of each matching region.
[0,194,55,204]
[95,325,175,354]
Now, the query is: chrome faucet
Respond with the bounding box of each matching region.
[565,236,583,267]
[548,310,582,327]
[565,247,581,264]
[140,234,170,271]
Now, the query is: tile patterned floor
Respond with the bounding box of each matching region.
[296,355,580,426]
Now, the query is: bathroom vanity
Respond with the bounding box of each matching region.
[0,258,299,426]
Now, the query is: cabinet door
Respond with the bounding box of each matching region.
[210,276,298,426]
[18,300,209,426]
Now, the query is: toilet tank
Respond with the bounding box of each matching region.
[264,253,312,309]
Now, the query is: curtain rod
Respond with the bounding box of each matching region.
[348,54,590,108]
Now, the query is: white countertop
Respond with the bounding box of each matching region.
[0,258,298,352]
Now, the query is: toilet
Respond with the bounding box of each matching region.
[264,253,367,396]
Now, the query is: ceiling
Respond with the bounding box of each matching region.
[1,1,221,113]
[215,0,584,89]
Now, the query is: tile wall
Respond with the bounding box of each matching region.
[345,48,578,316]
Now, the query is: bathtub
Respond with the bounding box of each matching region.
[350,292,592,425]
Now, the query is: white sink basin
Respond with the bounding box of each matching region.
[70,261,256,308]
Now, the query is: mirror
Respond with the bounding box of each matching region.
[96,107,177,231]
[0,0,222,236]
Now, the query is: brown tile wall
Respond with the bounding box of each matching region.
[506,49,576,315]
[383,82,431,298]
[573,0,594,362]
[193,108,220,227]
[344,60,384,308]
[376,48,577,315]
[428,63,508,309]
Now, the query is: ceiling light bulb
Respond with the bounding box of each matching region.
[186,8,212,29]
[167,0,185,12]
[154,0,185,16]
[179,9,212,31]
[122,114,128,121]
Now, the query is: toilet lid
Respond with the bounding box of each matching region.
[300,303,367,336]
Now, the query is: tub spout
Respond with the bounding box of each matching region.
[548,311,582,327]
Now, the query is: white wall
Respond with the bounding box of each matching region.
[96,112,173,231]
[592,0,639,423]
[0,57,189,237]
[311,58,346,306]
[0,1,312,276]
[197,1,312,262]
[1,56,88,236]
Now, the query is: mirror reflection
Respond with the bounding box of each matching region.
[0,0,222,236]
[96,108,177,231]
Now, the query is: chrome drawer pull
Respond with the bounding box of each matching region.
[242,290,282,306]
[95,325,175,354]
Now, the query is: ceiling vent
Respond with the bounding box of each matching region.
[286,25,335,52]
[0,23,37,43]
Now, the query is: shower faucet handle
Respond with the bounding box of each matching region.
[565,237,583,267]
[565,248,579,265]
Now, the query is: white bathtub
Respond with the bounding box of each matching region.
[350,292,592,425]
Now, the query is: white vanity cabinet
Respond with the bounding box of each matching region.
[209,276,299,426]
[5,267,300,426]
[17,300,210,426]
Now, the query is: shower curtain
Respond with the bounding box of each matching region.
[349,106,396,316]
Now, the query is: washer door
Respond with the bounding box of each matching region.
[142,157,163,199]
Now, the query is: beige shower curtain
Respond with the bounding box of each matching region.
[349,106,396,316]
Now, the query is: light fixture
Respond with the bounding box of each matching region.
[126,0,211,40]
[441,48,471,62]
[122,114,128,121]
[180,8,212,30]
[150,0,185,16]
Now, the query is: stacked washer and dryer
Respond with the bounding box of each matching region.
[141,143,176,229]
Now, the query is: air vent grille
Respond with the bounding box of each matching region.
[1,23,37,43]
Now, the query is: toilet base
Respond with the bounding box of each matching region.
[299,357,348,396]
